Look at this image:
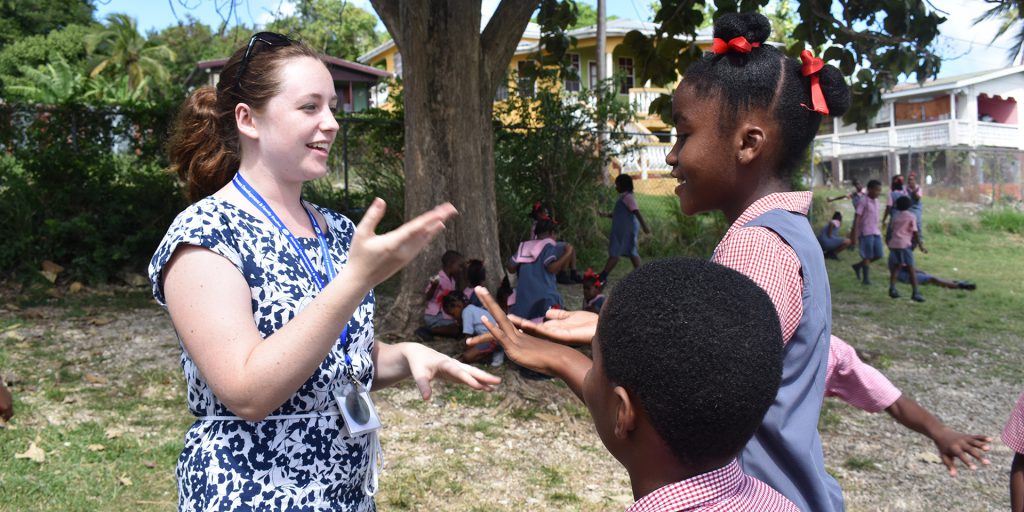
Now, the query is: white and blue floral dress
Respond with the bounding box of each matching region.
[149,196,376,511]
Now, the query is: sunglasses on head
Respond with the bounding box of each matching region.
[234,32,292,88]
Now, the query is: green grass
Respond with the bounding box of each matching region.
[843,456,881,471]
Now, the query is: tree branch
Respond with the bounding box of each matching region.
[480,0,541,95]
[807,2,931,48]
[369,0,404,52]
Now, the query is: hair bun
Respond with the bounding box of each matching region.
[818,65,851,117]
[713,12,771,45]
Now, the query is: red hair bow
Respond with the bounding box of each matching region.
[799,50,829,115]
[582,268,603,288]
[712,36,760,55]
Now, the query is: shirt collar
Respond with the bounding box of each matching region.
[626,459,746,512]
[727,191,813,236]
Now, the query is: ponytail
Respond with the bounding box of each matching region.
[167,86,239,202]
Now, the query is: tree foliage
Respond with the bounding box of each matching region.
[85,13,177,99]
[265,0,385,61]
[6,56,87,106]
[0,24,93,90]
[0,0,95,50]
[146,15,254,95]
[975,0,1024,64]
[624,0,947,130]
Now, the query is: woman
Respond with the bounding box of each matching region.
[149,33,498,511]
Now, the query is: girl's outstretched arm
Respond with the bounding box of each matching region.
[885,395,991,477]
[473,287,591,400]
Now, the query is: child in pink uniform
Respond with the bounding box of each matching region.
[417,250,465,340]
[1004,394,1024,511]
[887,195,927,302]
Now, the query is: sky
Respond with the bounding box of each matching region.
[94,0,1022,80]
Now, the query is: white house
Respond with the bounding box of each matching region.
[814,65,1024,198]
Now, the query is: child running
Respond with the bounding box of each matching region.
[597,174,650,284]
[496,12,851,511]
[476,257,798,511]
[852,180,884,285]
[581,269,606,313]
[887,195,927,302]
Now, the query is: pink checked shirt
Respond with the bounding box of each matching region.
[888,211,917,250]
[825,336,902,413]
[423,270,455,318]
[626,459,798,512]
[1002,393,1024,454]
[712,192,811,344]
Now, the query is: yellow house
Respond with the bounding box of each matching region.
[357,19,716,185]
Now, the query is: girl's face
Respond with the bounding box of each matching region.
[583,283,599,301]
[250,56,339,183]
[666,85,741,216]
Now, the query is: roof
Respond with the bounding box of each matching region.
[514,19,714,55]
[884,65,1024,99]
[190,55,390,84]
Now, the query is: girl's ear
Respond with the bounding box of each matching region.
[236,103,259,141]
[736,122,767,165]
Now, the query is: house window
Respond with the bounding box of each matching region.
[517,60,535,98]
[618,57,634,94]
[564,54,580,92]
[394,53,402,78]
[588,61,598,90]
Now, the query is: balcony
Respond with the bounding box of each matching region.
[815,119,1023,158]
[628,87,671,117]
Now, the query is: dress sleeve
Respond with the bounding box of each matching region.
[623,192,639,212]
[148,204,246,307]
[824,336,902,413]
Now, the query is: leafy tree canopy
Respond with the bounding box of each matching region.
[0,24,93,89]
[265,0,385,61]
[0,0,95,50]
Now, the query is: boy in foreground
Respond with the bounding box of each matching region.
[474,258,797,511]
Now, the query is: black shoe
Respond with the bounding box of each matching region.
[852,263,862,280]
[889,287,900,298]
[556,270,573,285]
[414,326,434,342]
[911,292,925,303]
[957,281,977,291]
[570,270,584,283]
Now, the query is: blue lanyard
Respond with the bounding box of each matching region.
[232,173,352,366]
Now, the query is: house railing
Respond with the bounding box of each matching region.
[628,87,671,116]
[619,142,673,178]
[816,118,1022,157]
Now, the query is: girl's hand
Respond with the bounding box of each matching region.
[400,343,499,400]
[348,199,458,288]
[511,307,598,346]
[931,427,991,477]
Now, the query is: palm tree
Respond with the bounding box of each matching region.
[6,56,85,105]
[84,13,176,98]
[975,0,1024,64]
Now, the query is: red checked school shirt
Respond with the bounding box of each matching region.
[1003,393,1024,455]
[712,192,811,344]
[626,459,799,512]
[825,336,902,413]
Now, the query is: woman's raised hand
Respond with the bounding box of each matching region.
[347,198,458,288]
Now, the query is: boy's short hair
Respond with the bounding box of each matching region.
[441,291,467,311]
[895,195,912,211]
[867,179,882,190]
[466,259,486,286]
[597,257,783,466]
[441,250,464,268]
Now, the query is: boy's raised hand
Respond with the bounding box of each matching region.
[473,286,558,373]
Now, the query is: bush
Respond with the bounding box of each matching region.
[980,207,1024,234]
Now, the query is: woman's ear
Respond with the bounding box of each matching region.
[736,122,767,165]
[612,385,637,439]
[235,103,259,141]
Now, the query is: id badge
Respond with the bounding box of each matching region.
[334,382,381,437]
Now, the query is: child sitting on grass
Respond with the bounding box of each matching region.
[581,269,606,314]
[473,257,797,511]
[417,250,466,340]
[442,287,511,366]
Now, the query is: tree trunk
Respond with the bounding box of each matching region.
[370,0,538,334]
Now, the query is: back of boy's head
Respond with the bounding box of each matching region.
[466,259,486,286]
[441,291,467,311]
[683,12,850,181]
[867,179,882,190]
[895,195,912,211]
[534,218,559,237]
[615,173,634,192]
[597,257,783,467]
[441,250,464,269]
